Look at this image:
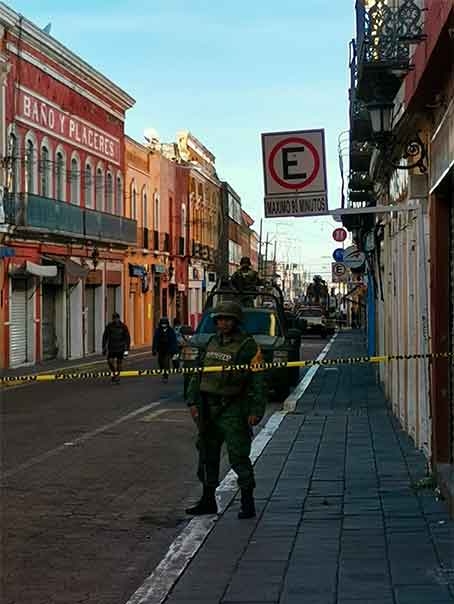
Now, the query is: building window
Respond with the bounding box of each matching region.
[96,166,104,210]
[106,172,113,213]
[116,174,123,215]
[154,192,160,232]
[181,203,187,254]
[26,138,35,194]
[70,156,80,205]
[40,145,51,197]
[55,149,65,200]
[8,133,19,193]
[228,193,242,224]
[142,187,148,227]
[130,182,137,219]
[85,162,93,208]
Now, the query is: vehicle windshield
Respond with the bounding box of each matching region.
[301,309,323,317]
[197,310,281,337]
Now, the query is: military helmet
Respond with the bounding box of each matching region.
[211,301,243,323]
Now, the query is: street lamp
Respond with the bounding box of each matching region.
[365,99,427,173]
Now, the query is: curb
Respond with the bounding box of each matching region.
[124,333,338,604]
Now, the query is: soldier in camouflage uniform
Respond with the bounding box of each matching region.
[186,301,266,519]
[231,256,262,291]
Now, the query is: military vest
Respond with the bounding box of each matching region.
[199,334,254,397]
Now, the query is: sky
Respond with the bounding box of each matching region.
[9,0,354,280]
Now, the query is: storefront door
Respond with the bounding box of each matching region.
[86,285,96,354]
[42,284,57,360]
[106,285,118,322]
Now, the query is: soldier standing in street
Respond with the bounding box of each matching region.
[186,301,266,519]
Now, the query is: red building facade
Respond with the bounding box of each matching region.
[0,6,135,368]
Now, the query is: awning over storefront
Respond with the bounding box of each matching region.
[129,263,146,278]
[26,261,57,278]
[43,255,89,282]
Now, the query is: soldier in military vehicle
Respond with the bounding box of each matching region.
[186,301,266,519]
[231,257,263,307]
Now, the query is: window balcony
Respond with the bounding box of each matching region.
[355,0,425,103]
[4,193,137,246]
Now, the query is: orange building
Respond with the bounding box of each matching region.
[177,131,221,327]
[124,137,154,348]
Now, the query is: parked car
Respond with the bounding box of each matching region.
[182,286,302,401]
[297,306,328,338]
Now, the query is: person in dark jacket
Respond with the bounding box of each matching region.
[152,317,178,382]
[102,313,131,383]
[231,257,262,306]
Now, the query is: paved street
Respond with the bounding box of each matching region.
[2,336,327,604]
[160,332,454,604]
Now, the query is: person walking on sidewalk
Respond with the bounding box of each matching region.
[186,301,266,519]
[152,317,178,382]
[102,313,131,383]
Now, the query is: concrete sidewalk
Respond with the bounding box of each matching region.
[163,332,454,604]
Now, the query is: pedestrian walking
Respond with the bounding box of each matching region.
[152,317,178,382]
[102,313,131,384]
[185,301,266,519]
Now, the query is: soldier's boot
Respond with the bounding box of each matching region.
[185,487,218,516]
[238,488,256,519]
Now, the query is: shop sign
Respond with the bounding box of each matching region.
[343,246,366,270]
[0,247,16,257]
[17,88,121,165]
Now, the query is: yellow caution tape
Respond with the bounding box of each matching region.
[1,351,451,386]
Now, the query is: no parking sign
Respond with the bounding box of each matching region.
[262,129,328,218]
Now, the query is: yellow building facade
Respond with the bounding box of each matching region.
[124,137,154,348]
[176,131,221,327]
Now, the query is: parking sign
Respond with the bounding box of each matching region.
[262,129,328,218]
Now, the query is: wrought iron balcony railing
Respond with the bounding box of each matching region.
[355,0,425,101]
[4,193,137,246]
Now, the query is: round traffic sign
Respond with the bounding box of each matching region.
[332,248,344,262]
[343,245,366,270]
[333,262,347,277]
[268,136,320,190]
[332,228,347,242]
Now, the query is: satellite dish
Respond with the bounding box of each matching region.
[144,128,160,144]
[43,22,52,34]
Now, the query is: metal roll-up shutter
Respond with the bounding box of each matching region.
[10,279,28,366]
[86,286,96,354]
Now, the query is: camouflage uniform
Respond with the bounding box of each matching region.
[186,302,266,518]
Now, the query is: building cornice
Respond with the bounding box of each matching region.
[0,2,135,112]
